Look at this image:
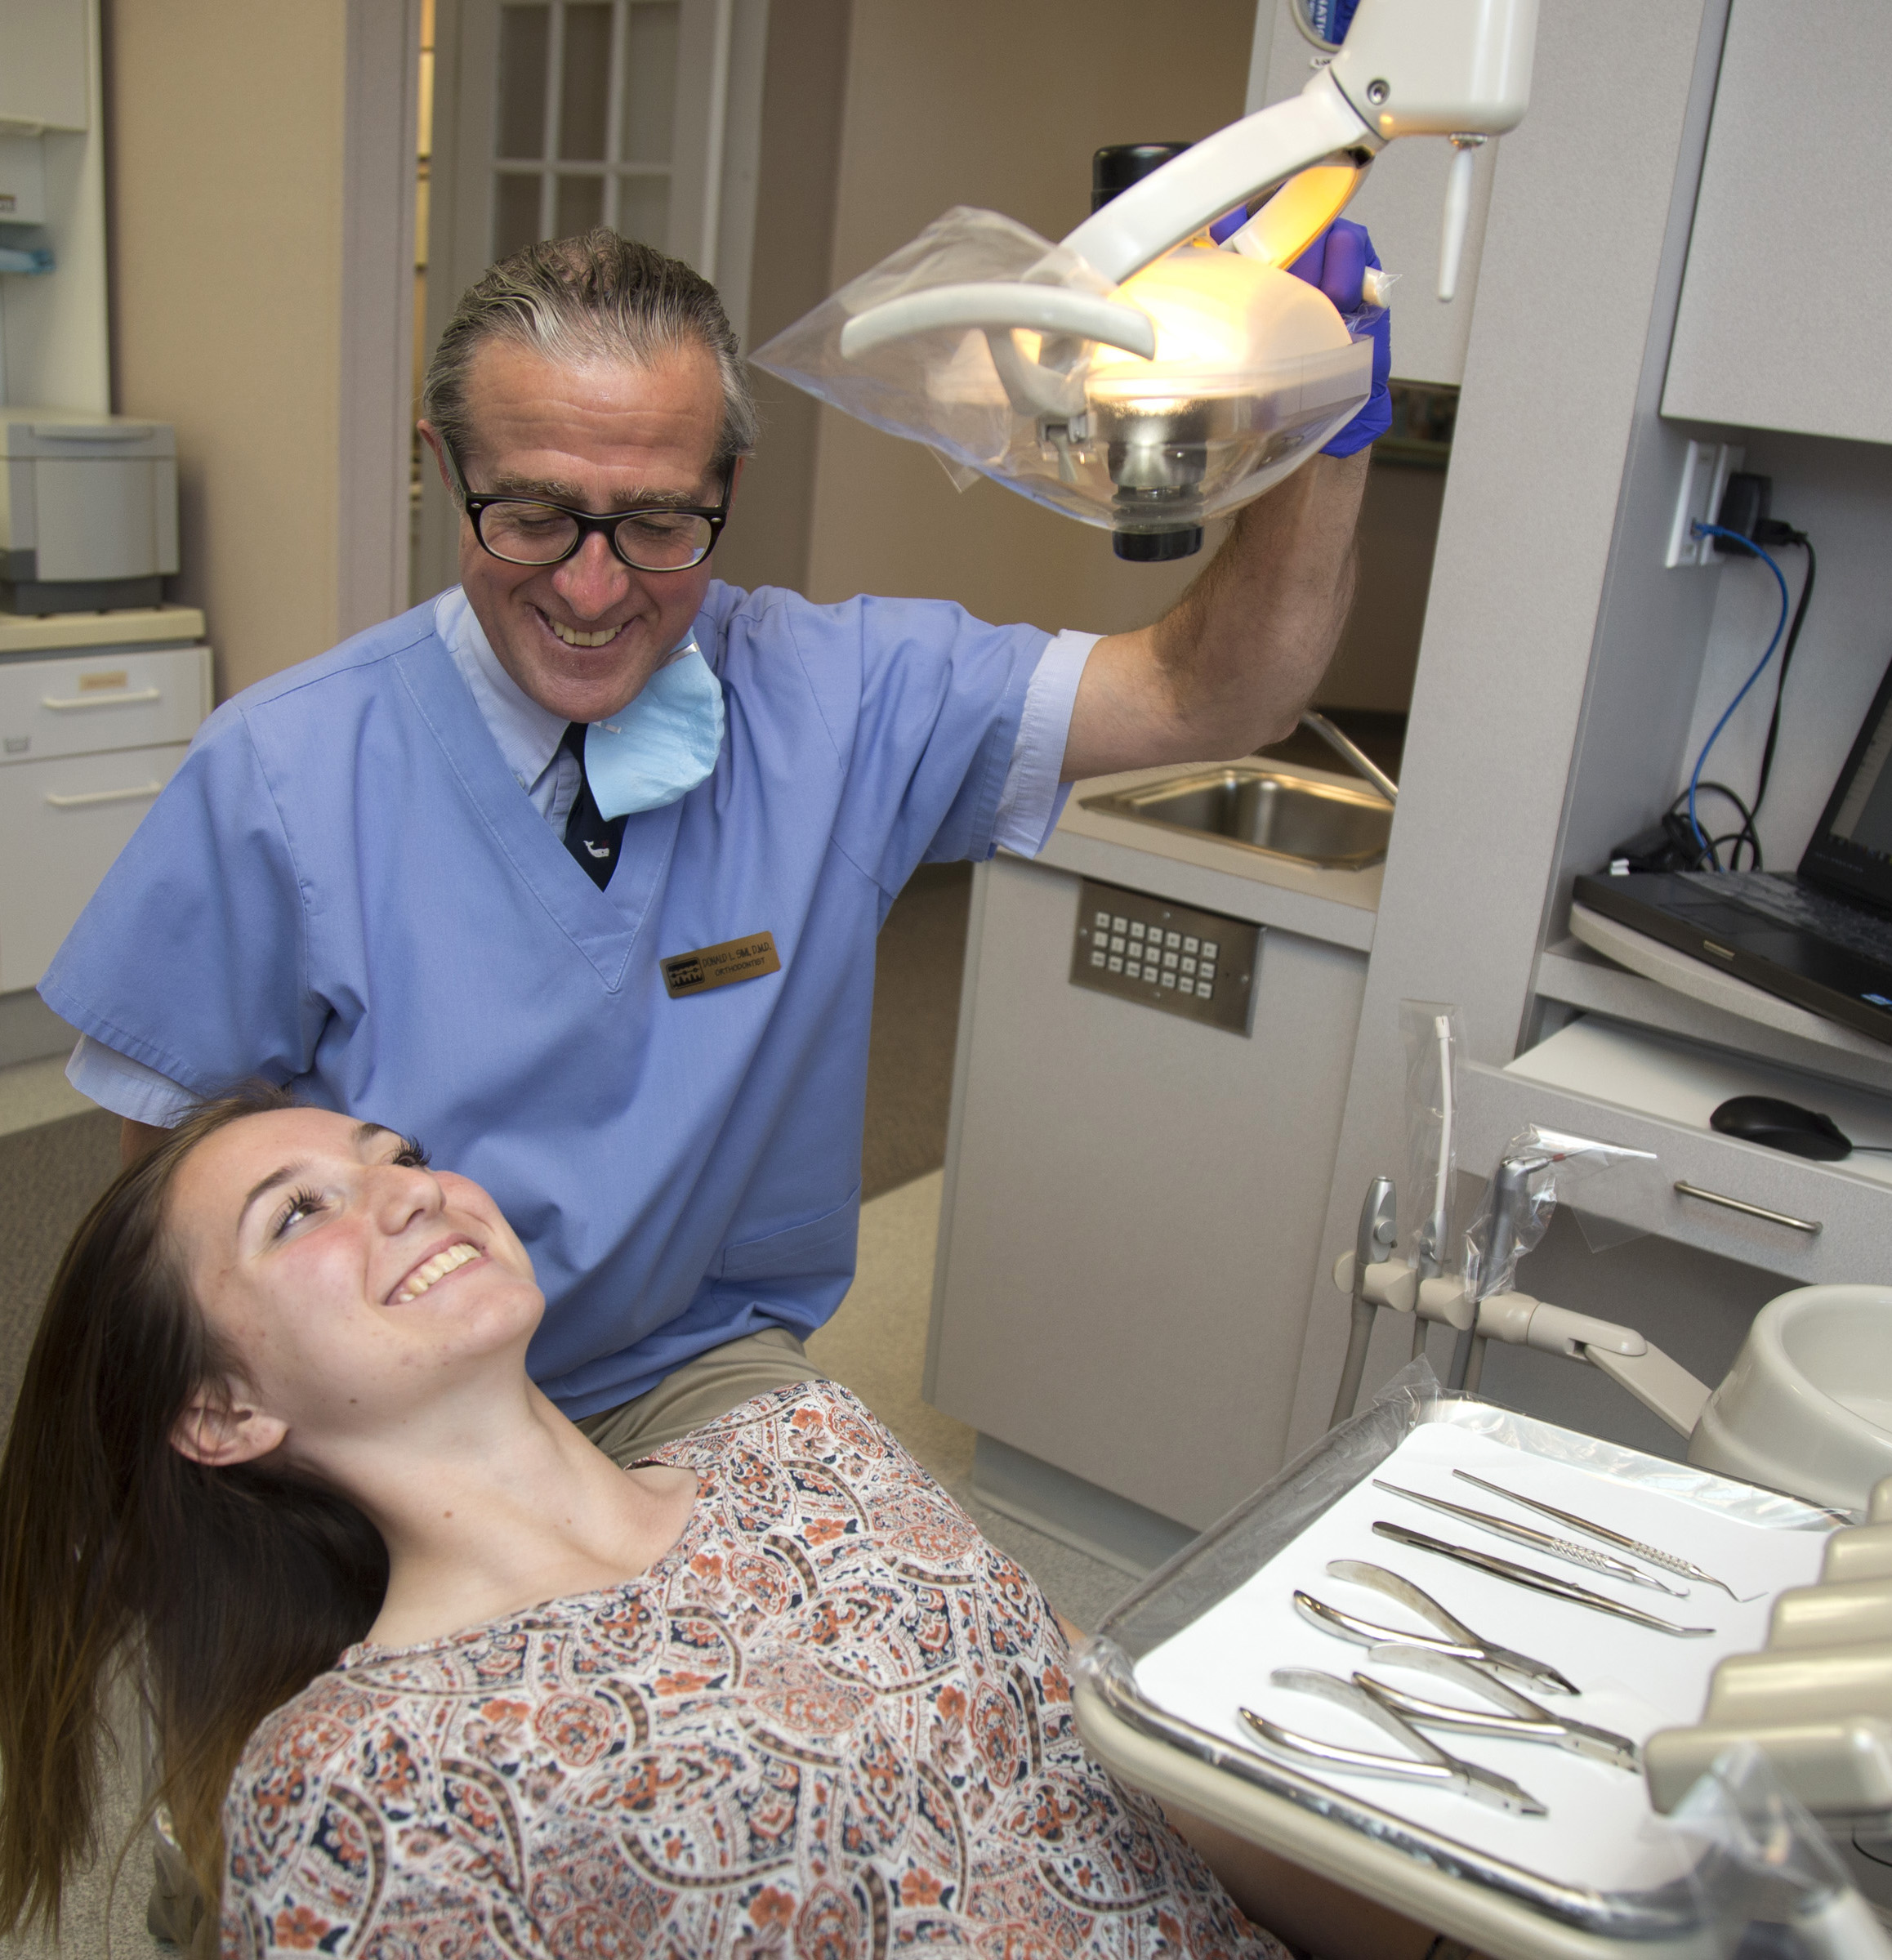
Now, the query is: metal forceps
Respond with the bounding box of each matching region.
[1240,1668,1548,1815]
[1292,1558,1579,1697]
[1359,1644,1640,1772]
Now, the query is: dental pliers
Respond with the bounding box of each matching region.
[1240,1667,1548,1816]
[1357,1643,1640,1772]
[1292,1558,1579,1697]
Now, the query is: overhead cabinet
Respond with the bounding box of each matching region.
[1662,0,1892,444]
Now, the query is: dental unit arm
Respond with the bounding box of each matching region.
[752,0,1537,556]
[1328,1176,1714,1440]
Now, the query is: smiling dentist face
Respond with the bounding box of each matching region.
[420,338,738,726]
[166,1107,542,1467]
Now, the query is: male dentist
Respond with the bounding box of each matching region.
[44,226,1384,1464]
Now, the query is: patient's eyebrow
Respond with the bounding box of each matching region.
[238,1125,396,1229]
[239,1162,309,1230]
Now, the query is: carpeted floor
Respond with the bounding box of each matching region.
[0,1106,120,1453]
[861,861,972,1200]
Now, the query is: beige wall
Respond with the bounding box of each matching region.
[802,0,1256,633]
[107,2,348,698]
[106,1,415,700]
[710,0,855,599]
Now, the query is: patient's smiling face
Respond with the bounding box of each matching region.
[167,1108,543,1456]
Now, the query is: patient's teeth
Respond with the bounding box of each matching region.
[397,1240,480,1301]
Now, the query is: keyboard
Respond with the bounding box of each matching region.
[1684,872,1892,965]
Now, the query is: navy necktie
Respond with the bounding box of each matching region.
[560,721,627,889]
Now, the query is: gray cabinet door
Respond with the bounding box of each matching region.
[928,855,1367,1531]
[1663,0,1892,442]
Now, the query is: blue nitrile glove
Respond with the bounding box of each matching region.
[1288,219,1391,456]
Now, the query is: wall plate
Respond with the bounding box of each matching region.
[1069,877,1261,1035]
[1665,437,1743,569]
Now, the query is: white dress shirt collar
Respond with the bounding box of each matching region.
[434,587,568,793]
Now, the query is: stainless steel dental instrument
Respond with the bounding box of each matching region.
[1358,1644,1640,1772]
[1239,1668,1547,1815]
[1296,1558,1578,1696]
[1372,1520,1716,1636]
[1371,1478,1689,1596]
[1449,1468,1754,1601]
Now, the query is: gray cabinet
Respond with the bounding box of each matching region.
[1662,0,1892,444]
[927,815,1372,1538]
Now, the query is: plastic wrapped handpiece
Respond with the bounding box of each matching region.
[1399,1001,1461,1283]
[1461,1126,1656,1303]
[1671,1743,1892,1959]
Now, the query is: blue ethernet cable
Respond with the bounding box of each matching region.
[1686,523,1790,864]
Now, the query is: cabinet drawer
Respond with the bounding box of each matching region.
[0,743,186,992]
[1459,1058,1890,1287]
[0,643,208,763]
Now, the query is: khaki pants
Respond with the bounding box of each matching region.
[574,1325,823,1464]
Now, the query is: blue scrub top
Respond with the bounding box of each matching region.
[42,581,1053,1415]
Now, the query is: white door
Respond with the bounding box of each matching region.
[414,0,767,601]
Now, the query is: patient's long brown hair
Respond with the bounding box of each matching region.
[0,1088,388,1935]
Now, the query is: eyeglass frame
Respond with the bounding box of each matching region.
[437,435,733,574]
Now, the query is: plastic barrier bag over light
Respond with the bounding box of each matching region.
[1461,1126,1657,1302]
[749,206,1376,549]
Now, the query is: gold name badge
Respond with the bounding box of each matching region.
[661,931,781,999]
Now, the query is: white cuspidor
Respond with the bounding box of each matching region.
[1689,1285,1892,1516]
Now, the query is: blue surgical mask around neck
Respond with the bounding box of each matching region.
[582,632,725,818]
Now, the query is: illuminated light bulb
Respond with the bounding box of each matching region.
[1088,246,1351,403]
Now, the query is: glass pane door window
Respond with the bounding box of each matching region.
[492,1,680,260]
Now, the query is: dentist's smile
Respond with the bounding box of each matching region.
[539,609,631,651]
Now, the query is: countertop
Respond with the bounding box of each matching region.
[0,605,207,657]
[1024,758,1385,954]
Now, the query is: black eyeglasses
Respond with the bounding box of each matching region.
[440,438,731,573]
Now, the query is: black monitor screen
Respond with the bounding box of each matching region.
[1826,676,1892,862]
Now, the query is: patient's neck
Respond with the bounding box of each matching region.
[306,1372,696,1650]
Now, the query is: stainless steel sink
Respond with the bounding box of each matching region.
[1082,763,1394,870]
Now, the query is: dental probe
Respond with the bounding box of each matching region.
[1372,1521,1716,1637]
[1372,1480,1689,1596]
[1450,1469,1752,1601]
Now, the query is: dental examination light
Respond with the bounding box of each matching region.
[752,0,1535,558]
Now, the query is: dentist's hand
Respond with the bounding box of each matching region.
[1288,219,1391,456]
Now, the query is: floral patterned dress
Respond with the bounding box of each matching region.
[220,1381,1284,1958]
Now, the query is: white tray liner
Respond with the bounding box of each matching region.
[1132,1410,1829,1896]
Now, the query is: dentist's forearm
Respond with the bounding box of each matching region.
[1060,451,1368,781]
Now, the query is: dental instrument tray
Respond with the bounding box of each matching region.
[1072,1364,1834,1958]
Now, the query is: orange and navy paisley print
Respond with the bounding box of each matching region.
[221,1382,1284,1958]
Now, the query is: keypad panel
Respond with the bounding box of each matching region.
[1069,878,1261,1034]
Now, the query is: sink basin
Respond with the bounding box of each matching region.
[1082,764,1393,870]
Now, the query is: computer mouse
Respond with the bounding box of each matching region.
[1710,1095,1853,1160]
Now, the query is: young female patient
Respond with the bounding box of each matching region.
[0,1092,1427,1958]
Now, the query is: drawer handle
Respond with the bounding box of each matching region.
[1674,1180,1821,1234]
[45,781,164,810]
[41,687,163,711]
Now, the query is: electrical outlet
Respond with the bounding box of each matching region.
[1664,438,1743,568]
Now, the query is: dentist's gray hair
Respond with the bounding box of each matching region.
[422,228,760,483]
